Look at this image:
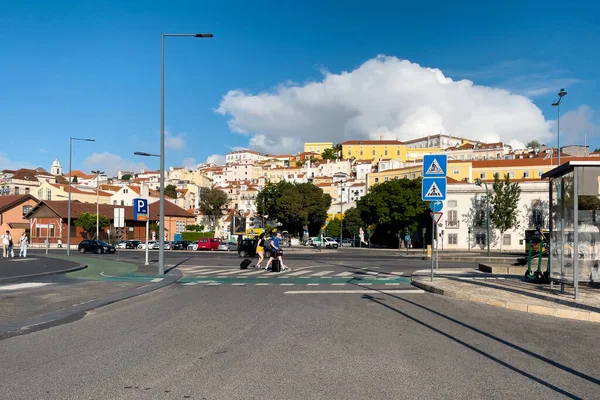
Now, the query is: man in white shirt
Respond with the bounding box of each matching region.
[19,233,29,258]
[2,230,12,258]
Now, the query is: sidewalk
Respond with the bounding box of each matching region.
[411,268,600,323]
[0,255,86,282]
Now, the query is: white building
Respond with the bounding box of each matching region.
[225,149,268,165]
[403,133,470,149]
[50,159,62,175]
[442,180,548,251]
[318,159,353,178]
[224,161,254,182]
[109,184,160,207]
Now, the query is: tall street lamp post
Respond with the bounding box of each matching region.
[158,33,213,275]
[552,88,568,166]
[338,181,346,245]
[67,137,95,255]
[91,170,104,240]
[475,178,491,257]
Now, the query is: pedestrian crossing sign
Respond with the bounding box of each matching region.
[422,154,447,177]
[422,177,447,201]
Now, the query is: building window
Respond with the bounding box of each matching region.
[372,150,376,156]
[479,173,486,179]
[411,173,416,179]
[403,175,408,179]
[384,177,389,182]
[348,150,351,156]
[538,170,544,177]
[496,153,501,159]
[453,169,459,175]
[460,155,465,160]
[14,187,20,195]
[49,224,55,238]
[176,220,185,233]
[475,233,486,245]
[448,234,458,245]
[397,149,400,155]
[120,200,124,205]
[448,200,457,207]
[508,171,514,178]
[523,171,529,178]
[360,150,363,156]
[503,234,511,246]
[25,187,30,194]
[22,205,32,215]
[46,189,52,200]
[446,210,459,228]
[482,156,486,160]
[394,176,398,180]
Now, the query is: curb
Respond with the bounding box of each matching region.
[0,268,182,340]
[0,263,88,283]
[411,279,600,323]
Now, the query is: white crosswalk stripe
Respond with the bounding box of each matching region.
[334,271,354,277]
[177,266,407,279]
[285,270,313,276]
[310,270,335,277]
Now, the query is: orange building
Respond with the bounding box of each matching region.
[0,194,39,239]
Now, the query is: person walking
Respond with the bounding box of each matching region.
[254,233,266,270]
[1,230,9,258]
[19,232,29,258]
[264,231,290,272]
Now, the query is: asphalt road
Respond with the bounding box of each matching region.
[0,255,80,280]
[2,250,598,399]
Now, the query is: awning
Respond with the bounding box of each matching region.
[8,222,30,229]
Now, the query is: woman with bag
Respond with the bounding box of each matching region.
[254,233,266,270]
[2,230,14,258]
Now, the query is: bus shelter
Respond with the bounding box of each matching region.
[542,161,600,298]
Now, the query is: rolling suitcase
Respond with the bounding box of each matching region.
[271,259,281,272]
[240,259,252,270]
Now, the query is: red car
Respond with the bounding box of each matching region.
[197,237,221,251]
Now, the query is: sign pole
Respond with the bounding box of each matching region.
[145,218,149,265]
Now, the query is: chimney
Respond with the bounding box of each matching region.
[141,183,149,198]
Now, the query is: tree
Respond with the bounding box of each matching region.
[121,174,132,181]
[325,217,341,238]
[165,184,177,199]
[357,178,428,246]
[526,140,541,149]
[490,173,522,250]
[73,212,110,239]
[72,175,78,183]
[185,224,204,232]
[198,187,229,232]
[321,147,338,160]
[343,207,364,238]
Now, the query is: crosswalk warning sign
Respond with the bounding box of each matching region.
[425,181,443,198]
[425,159,444,175]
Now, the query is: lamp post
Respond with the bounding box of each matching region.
[552,88,568,166]
[91,170,104,240]
[338,181,346,244]
[67,137,95,255]
[475,178,491,257]
[156,33,213,275]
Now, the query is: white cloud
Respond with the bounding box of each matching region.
[82,152,147,177]
[182,157,197,169]
[206,154,226,166]
[217,55,555,154]
[165,131,185,151]
[0,154,36,170]
[551,105,598,146]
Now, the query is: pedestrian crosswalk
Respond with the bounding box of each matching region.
[177,265,405,279]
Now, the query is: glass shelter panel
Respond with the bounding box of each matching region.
[575,167,600,282]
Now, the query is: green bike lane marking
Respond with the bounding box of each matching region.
[45,254,140,280]
[177,275,413,285]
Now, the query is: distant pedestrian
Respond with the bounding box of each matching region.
[265,231,290,271]
[19,233,28,257]
[254,233,266,270]
[57,238,63,248]
[1,230,9,258]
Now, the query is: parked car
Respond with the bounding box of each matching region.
[78,240,116,254]
[171,240,191,250]
[197,237,221,251]
[310,237,339,249]
[187,242,198,251]
[340,238,353,247]
[152,241,172,250]
[117,240,141,249]
[115,241,127,249]
[137,241,157,250]
[217,241,238,251]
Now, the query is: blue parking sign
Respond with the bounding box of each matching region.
[133,198,149,221]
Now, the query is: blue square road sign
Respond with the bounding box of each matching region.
[422,177,447,201]
[422,154,447,177]
[133,198,149,221]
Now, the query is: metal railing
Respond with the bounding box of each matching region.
[446,220,460,229]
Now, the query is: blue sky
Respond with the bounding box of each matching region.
[1,0,598,176]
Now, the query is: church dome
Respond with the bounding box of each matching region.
[52,159,61,166]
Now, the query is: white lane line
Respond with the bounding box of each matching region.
[279,283,294,286]
[385,283,401,286]
[181,282,199,286]
[285,289,424,295]
[361,283,373,286]
[238,270,266,276]
[331,283,346,286]
[206,283,222,286]
[231,283,246,286]
[309,271,334,277]
[388,272,405,276]
[186,269,225,275]
[334,271,354,277]
[0,282,52,291]
[307,283,320,286]
[286,270,313,276]
[150,278,163,282]
[255,283,270,286]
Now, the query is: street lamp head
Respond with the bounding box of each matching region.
[195,33,213,38]
[558,88,567,97]
[134,152,151,156]
[552,101,559,107]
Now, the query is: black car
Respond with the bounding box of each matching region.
[78,240,116,254]
[238,238,274,258]
[126,240,141,249]
[171,240,190,250]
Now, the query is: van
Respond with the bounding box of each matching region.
[197,237,221,251]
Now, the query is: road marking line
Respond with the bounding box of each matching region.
[310,271,334,277]
[206,283,222,286]
[286,270,313,276]
[320,276,332,279]
[238,270,266,276]
[334,272,353,277]
[279,283,294,286]
[307,283,320,286]
[186,269,224,275]
[232,283,246,286]
[361,283,373,286]
[216,270,249,276]
[0,282,52,291]
[388,272,404,276]
[331,283,346,286]
[255,283,270,286]
[181,282,199,286]
[385,283,401,286]
[284,289,424,295]
[150,278,163,282]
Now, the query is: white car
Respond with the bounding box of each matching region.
[217,241,238,251]
[116,241,127,249]
[187,243,198,251]
[137,241,157,250]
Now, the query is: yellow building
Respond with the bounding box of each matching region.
[366,161,472,187]
[341,139,442,163]
[470,156,588,182]
[304,142,333,154]
[36,181,112,204]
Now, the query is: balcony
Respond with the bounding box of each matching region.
[446,220,460,229]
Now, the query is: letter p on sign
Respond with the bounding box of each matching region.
[133,198,148,221]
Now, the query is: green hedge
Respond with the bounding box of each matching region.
[181,231,214,241]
